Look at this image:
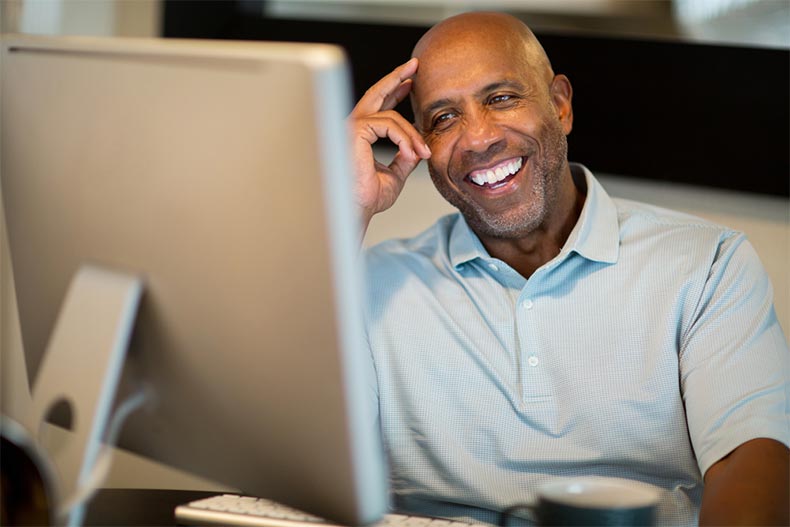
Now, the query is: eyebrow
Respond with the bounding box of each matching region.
[420,79,528,119]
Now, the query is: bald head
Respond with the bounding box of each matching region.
[412,12,554,84]
[403,11,576,243]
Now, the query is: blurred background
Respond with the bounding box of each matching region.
[2,0,789,46]
[2,0,788,196]
[1,0,789,491]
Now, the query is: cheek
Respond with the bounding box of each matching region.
[424,129,450,150]
[426,158,449,187]
[424,135,455,171]
[427,162,453,197]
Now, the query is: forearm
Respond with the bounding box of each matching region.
[360,208,374,243]
[700,438,789,526]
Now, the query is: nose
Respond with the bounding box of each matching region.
[457,108,504,153]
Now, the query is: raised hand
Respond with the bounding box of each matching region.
[348,58,431,233]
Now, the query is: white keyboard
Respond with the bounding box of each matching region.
[175,494,488,527]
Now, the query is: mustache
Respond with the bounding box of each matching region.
[456,141,508,174]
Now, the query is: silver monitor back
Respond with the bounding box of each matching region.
[0,35,387,525]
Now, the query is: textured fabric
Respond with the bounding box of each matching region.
[363,164,790,526]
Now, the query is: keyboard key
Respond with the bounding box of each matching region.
[175,494,490,527]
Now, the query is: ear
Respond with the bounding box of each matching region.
[550,74,573,135]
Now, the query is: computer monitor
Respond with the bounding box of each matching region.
[0,35,387,525]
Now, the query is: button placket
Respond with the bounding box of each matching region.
[516,287,543,397]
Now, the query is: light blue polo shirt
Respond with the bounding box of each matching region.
[363,164,789,526]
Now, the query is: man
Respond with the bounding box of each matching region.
[349,12,789,526]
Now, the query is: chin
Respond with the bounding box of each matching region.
[463,206,546,240]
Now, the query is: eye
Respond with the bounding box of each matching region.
[431,111,457,131]
[488,94,517,106]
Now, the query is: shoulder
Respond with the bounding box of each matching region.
[605,198,764,299]
[614,197,729,232]
[612,197,743,250]
[613,199,773,316]
[364,213,460,270]
[362,213,463,316]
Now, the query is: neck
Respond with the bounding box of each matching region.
[478,166,585,278]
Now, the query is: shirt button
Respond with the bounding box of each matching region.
[521,298,534,310]
[487,263,499,272]
[528,356,539,367]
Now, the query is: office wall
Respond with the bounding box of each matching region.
[0,0,160,37]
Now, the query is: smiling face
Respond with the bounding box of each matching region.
[411,13,575,240]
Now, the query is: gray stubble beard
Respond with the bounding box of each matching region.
[429,120,569,240]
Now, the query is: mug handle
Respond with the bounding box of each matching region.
[499,503,537,526]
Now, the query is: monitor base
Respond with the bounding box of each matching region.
[27,265,142,526]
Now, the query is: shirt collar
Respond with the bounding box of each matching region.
[563,163,620,264]
[448,163,620,269]
[449,213,487,269]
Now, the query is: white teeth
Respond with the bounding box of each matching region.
[469,157,523,186]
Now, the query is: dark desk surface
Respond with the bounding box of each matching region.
[85,488,219,526]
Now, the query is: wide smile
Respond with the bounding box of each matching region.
[465,156,526,191]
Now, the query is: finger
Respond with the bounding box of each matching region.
[352,58,419,116]
[355,117,419,163]
[387,148,422,183]
[379,79,412,113]
[355,112,430,160]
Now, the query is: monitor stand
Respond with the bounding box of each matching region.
[26,265,142,527]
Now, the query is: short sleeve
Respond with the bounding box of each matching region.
[679,232,790,476]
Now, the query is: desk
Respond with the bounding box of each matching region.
[84,489,219,526]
